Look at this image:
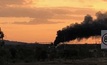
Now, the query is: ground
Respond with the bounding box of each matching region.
[7,58,107,65]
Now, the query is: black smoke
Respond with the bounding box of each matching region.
[54,11,107,46]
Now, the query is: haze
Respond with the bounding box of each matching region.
[0,0,106,43]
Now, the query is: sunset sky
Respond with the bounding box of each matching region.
[0,0,107,43]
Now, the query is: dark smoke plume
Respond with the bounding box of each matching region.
[54,11,107,46]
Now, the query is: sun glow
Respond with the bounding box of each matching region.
[33,0,87,7]
[92,1,107,11]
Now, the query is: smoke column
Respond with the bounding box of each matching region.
[54,11,107,46]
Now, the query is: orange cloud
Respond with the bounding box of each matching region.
[0,6,96,25]
[103,0,107,2]
[0,0,33,7]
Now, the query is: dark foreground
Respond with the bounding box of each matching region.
[0,43,107,65]
[7,58,107,65]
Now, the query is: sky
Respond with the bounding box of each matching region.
[0,0,107,43]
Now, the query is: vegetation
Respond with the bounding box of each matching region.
[0,41,107,65]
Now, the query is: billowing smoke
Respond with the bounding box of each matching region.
[54,11,107,46]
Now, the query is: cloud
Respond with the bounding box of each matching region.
[103,0,107,2]
[0,7,95,18]
[0,7,53,18]
[0,0,33,6]
[13,18,62,25]
[0,6,96,25]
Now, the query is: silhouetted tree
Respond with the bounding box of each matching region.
[0,28,4,46]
